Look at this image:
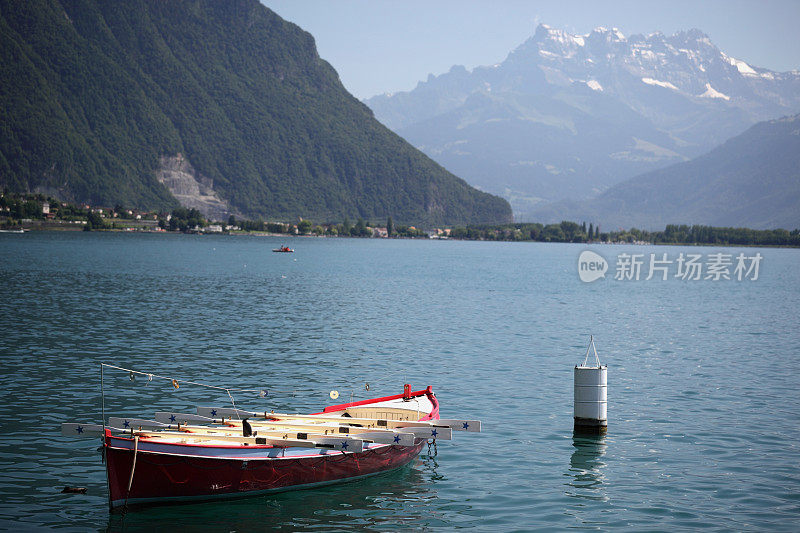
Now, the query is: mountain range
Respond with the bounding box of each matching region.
[534,113,800,230]
[365,24,800,223]
[0,0,511,226]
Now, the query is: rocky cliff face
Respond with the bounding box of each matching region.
[155,155,231,221]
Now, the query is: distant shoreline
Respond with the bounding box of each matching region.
[4,193,797,247]
[8,226,800,249]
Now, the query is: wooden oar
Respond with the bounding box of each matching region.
[154,412,221,425]
[154,412,417,446]
[136,429,364,452]
[180,426,370,451]
[436,418,482,432]
[224,419,417,446]
[61,423,126,437]
[260,412,478,434]
[108,417,176,431]
[167,423,381,451]
[111,417,366,452]
[196,407,454,439]
[134,430,316,448]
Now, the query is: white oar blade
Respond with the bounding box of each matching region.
[108,417,172,430]
[61,423,104,437]
[196,407,254,419]
[395,426,452,440]
[155,412,216,424]
[357,431,416,446]
[311,436,364,453]
[436,419,482,432]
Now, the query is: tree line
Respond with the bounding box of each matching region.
[3,192,798,246]
[447,221,800,247]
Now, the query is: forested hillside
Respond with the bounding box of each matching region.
[0,0,511,225]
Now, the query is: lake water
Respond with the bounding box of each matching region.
[1,232,798,531]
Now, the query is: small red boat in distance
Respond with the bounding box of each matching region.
[272,245,294,253]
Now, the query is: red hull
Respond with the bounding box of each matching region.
[105,387,437,508]
[106,439,424,508]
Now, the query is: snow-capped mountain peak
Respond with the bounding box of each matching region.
[364,23,800,222]
[590,26,626,41]
[503,23,798,101]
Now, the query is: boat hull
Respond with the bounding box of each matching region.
[105,386,438,509]
[105,434,424,509]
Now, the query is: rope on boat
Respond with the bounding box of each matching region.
[101,363,266,393]
[123,435,139,512]
[99,362,388,406]
[98,362,428,421]
[226,389,240,420]
[100,362,268,418]
[101,362,422,398]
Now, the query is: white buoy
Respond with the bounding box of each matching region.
[574,336,607,433]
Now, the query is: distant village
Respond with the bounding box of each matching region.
[3,192,797,247]
[0,192,437,239]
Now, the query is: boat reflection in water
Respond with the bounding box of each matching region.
[565,430,608,502]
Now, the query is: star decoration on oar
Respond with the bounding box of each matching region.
[169,415,176,423]
[431,429,438,438]
[462,422,469,430]
[76,425,84,434]
[211,409,217,417]
[393,435,401,443]
[340,441,349,450]
[123,420,130,428]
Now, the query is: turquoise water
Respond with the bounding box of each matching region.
[1,232,799,531]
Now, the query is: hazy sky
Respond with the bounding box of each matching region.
[261,1,800,100]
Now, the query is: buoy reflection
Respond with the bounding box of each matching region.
[565,430,608,501]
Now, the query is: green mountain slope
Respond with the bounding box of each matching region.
[0,0,511,225]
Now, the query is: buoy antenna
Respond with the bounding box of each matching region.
[582,335,601,367]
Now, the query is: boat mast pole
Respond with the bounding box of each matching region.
[101,363,105,430]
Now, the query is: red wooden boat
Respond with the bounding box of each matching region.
[73,385,479,509]
[272,245,294,252]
